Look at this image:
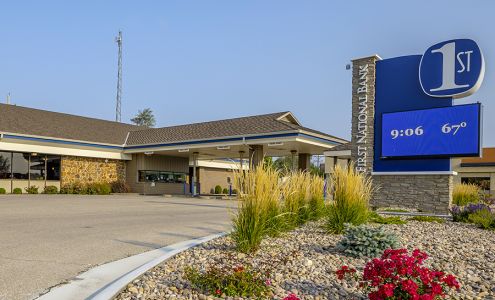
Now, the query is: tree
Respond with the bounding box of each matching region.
[131,108,156,127]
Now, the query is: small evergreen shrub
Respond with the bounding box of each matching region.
[13,188,22,194]
[222,188,229,194]
[86,183,111,195]
[44,185,58,194]
[368,211,407,225]
[214,185,223,194]
[337,224,400,258]
[453,183,481,206]
[25,186,39,194]
[185,265,271,298]
[0,188,6,194]
[409,216,445,223]
[468,208,495,230]
[111,181,130,193]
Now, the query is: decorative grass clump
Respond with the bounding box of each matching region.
[231,164,282,253]
[453,183,482,206]
[408,216,445,223]
[231,161,328,253]
[25,186,39,194]
[337,224,400,258]
[325,164,373,234]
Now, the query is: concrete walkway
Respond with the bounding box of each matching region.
[0,195,235,300]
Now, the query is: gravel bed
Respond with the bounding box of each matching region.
[115,221,495,300]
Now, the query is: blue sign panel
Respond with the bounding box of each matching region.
[382,104,481,158]
[374,55,452,172]
[419,39,484,99]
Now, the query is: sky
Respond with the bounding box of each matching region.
[0,0,493,146]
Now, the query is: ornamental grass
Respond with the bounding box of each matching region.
[231,164,282,253]
[231,161,327,253]
[325,164,373,234]
[453,183,482,206]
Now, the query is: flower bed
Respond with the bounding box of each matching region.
[115,219,495,299]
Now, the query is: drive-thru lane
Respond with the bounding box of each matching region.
[0,195,234,300]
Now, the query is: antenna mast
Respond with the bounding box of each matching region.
[115,31,123,122]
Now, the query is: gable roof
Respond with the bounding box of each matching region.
[0,105,347,148]
[0,104,141,145]
[125,111,347,146]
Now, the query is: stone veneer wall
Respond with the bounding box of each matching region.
[348,55,453,214]
[61,156,126,186]
[372,175,453,214]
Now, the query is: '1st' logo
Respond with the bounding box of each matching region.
[419,39,484,99]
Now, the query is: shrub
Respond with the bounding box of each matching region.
[337,224,400,258]
[92,182,111,195]
[326,164,372,233]
[72,182,86,194]
[232,189,238,195]
[336,249,460,299]
[13,188,22,194]
[231,164,282,252]
[111,181,130,193]
[0,188,6,194]
[368,212,407,225]
[408,215,445,223]
[214,185,223,194]
[44,185,58,194]
[451,203,491,223]
[222,188,229,194]
[453,183,481,206]
[468,208,495,230]
[185,265,271,298]
[25,186,39,194]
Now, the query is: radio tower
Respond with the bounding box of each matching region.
[115,31,123,122]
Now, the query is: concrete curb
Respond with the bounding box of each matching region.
[36,232,226,300]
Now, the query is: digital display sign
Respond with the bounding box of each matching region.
[381,103,481,158]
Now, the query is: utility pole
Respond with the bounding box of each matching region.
[115,31,123,122]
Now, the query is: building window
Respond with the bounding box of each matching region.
[29,154,46,180]
[461,177,490,191]
[138,170,186,183]
[0,152,12,179]
[12,152,29,179]
[46,155,61,181]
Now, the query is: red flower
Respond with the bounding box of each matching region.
[215,289,222,295]
[233,265,244,273]
[337,249,460,299]
[283,294,300,300]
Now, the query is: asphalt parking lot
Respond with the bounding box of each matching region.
[0,195,235,300]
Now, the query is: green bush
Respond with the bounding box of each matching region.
[214,185,223,194]
[232,189,239,195]
[25,186,39,194]
[0,188,6,194]
[13,188,22,194]
[43,185,58,194]
[337,224,400,258]
[111,181,130,193]
[368,212,407,225]
[408,216,445,223]
[326,164,372,234]
[453,183,481,206]
[222,188,229,194]
[468,209,495,230]
[86,182,111,195]
[185,265,271,298]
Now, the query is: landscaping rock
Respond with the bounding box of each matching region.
[114,220,495,299]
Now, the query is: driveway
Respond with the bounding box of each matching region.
[0,195,235,300]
